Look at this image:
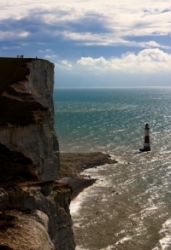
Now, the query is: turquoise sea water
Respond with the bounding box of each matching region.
[54,88,171,250]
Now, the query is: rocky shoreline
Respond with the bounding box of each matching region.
[59,152,117,200]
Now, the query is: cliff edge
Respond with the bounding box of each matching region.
[0,57,75,250]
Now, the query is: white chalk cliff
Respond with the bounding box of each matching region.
[0,57,75,250]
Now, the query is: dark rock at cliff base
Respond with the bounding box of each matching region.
[59,152,117,199]
[59,152,117,178]
[60,177,97,200]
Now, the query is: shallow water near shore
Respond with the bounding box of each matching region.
[54,88,171,250]
[70,149,171,250]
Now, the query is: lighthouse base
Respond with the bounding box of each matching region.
[139,146,151,152]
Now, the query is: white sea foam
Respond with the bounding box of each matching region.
[75,247,89,250]
[100,246,115,250]
[70,199,82,215]
[140,206,158,218]
[100,235,138,250]
[151,218,171,250]
[115,236,133,245]
[159,236,171,250]
[70,185,95,215]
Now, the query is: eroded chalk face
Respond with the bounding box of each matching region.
[0,58,59,181]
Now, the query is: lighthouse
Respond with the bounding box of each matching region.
[140,123,151,152]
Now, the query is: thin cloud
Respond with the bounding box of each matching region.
[2,46,20,50]
[58,31,170,49]
[55,60,73,70]
[39,49,54,53]
[61,60,73,69]
[0,31,30,41]
[45,54,57,58]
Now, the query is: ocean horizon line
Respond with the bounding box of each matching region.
[55,86,171,90]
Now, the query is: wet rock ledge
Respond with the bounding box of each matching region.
[0,57,75,250]
[59,152,117,200]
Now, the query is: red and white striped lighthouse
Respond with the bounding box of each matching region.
[140,123,151,152]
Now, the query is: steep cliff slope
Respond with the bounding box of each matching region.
[0,57,59,181]
[0,57,75,250]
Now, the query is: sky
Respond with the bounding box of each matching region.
[0,0,171,88]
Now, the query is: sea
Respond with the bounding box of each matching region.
[54,88,171,250]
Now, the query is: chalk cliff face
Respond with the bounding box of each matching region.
[0,181,75,249]
[0,58,59,181]
[0,57,75,250]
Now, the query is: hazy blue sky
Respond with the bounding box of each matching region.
[1,0,171,88]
